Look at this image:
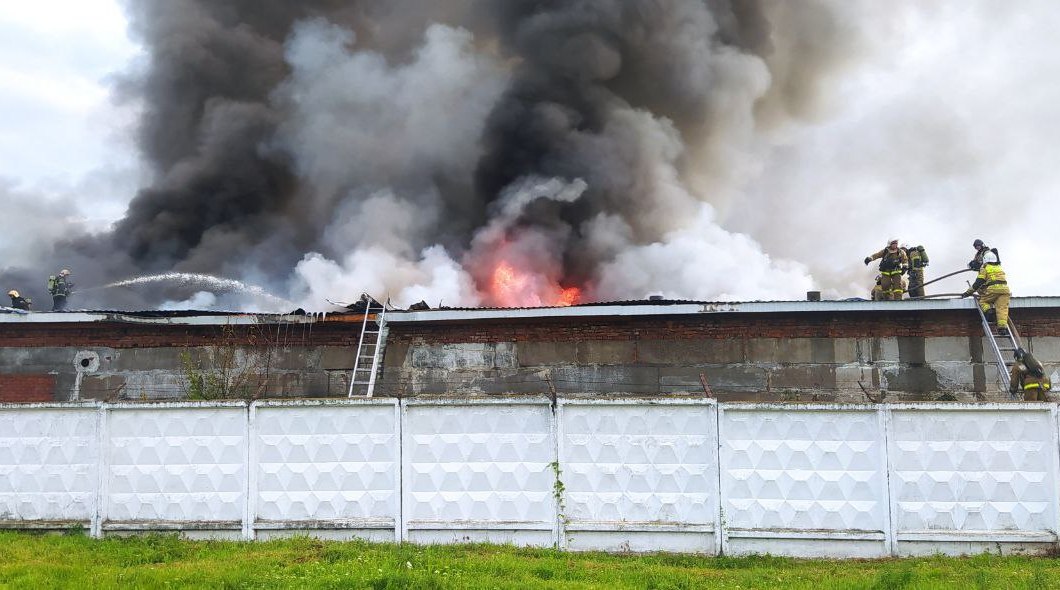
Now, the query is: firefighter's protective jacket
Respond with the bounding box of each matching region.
[868,247,908,274]
[969,263,1010,296]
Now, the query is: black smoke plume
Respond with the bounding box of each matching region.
[3,0,855,310]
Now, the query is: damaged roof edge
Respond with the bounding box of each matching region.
[386,297,1060,322]
[1,296,1059,325]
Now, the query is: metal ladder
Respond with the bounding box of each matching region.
[347,295,387,398]
[973,299,1022,399]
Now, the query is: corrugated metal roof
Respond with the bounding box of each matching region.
[2,296,1059,325]
[387,296,1060,323]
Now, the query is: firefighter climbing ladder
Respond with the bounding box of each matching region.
[347,296,387,398]
[973,299,1022,399]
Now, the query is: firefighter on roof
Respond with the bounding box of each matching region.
[864,239,908,301]
[904,245,929,298]
[968,238,1000,271]
[8,290,31,310]
[47,269,74,311]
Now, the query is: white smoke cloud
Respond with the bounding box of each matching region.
[592,203,814,301]
[274,19,508,309]
[274,19,508,231]
[292,245,479,309]
[725,0,1060,298]
[158,290,217,311]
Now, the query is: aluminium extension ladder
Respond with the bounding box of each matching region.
[973,298,1022,399]
[347,295,388,398]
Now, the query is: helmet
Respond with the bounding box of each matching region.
[7,290,17,298]
[888,238,899,247]
[59,269,70,277]
[973,239,984,249]
[982,252,998,264]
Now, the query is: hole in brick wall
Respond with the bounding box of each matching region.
[73,351,99,373]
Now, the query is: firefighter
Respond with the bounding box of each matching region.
[905,245,929,298]
[870,275,885,301]
[7,290,31,310]
[47,269,74,311]
[962,251,1010,333]
[968,239,999,271]
[1009,350,1052,401]
[864,239,908,300]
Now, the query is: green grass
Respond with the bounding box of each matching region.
[0,531,1059,589]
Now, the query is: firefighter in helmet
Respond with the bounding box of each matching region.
[968,238,999,271]
[962,251,1010,333]
[1009,349,1052,401]
[8,290,31,310]
[865,239,908,301]
[47,269,74,311]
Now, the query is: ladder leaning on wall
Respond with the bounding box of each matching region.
[973,298,1022,399]
[347,294,388,399]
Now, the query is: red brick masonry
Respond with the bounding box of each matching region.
[0,374,56,402]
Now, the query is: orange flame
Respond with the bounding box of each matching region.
[556,287,582,307]
[488,261,582,307]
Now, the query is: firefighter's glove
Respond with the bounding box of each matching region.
[961,290,973,298]
[864,257,872,265]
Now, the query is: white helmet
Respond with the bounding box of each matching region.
[7,290,17,298]
[982,252,998,264]
[59,269,71,277]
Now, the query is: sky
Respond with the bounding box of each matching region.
[0,0,1057,306]
[0,0,140,224]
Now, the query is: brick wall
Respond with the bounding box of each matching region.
[387,309,1060,346]
[1,308,1057,402]
[2,309,1057,350]
[0,322,361,349]
[0,374,56,402]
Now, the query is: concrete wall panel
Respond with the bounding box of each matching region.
[1028,337,1060,363]
[0,405,98,527]
[0,400,1058,556]
[889,406,1060,554]
[558,400,717,553]
[518,341,577,366]
[251,401,399,540]
[924,338,972,363]
[402,401,555,546]
[720,406,890,557]
[637,340,743,365]
[410,343,516,371]
[103,404,247,534]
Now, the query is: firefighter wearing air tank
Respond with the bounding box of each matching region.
[47,269,73,311]
[1009,349,1052,401]
[962,252,1010,334]
[904,245,929,298]
[864,239,908,301]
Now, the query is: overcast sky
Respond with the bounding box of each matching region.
[0,0,140,224]
[1,0,1057,302]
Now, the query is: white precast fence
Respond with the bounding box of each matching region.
[0,399,1058,557]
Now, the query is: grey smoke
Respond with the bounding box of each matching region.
[6,0,980,309]
[128,0,840,307]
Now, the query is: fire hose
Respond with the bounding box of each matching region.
[907,292,969,300]
[914,267,975,290]
[904,268,977,300]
